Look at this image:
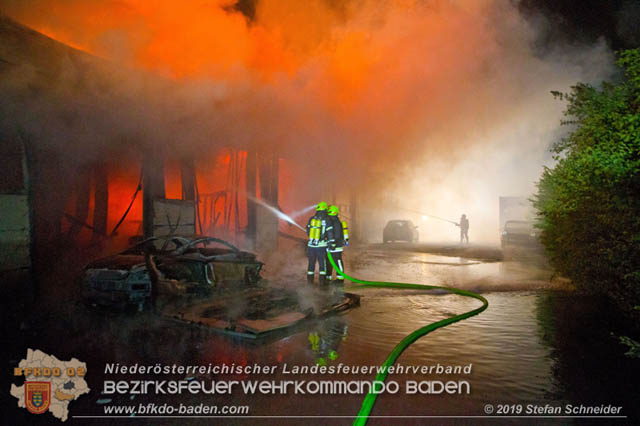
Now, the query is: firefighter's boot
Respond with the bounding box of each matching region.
[319,275,327,287]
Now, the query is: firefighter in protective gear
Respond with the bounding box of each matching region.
[456,214,469,244]
[326,205,349,285]
[306,202,330,285]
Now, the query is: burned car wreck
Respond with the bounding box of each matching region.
[83,236,264,311]
[82,236,359,339]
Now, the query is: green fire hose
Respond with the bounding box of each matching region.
[326,251,488,426]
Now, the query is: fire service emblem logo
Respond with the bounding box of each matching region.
[25,381,51,415]
[11,349,90,421]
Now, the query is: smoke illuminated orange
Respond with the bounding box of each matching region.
[2,0,597,244]
[0,0,466,110]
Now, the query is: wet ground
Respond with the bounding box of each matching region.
[6,242,640,425]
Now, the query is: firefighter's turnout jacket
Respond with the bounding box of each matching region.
[327,215,349,253]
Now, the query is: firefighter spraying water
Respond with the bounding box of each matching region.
[244,198,350,287]
[408,209,470,243]
[305,202,351,287]
[456,214,470,244]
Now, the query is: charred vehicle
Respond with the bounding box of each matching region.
[83,236,359,339]
[82,236,263,310]
[383,220,419,243]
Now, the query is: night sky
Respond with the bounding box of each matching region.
[518,0,640,50]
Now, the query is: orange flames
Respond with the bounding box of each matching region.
[2,0,509,200]
[3,1,361,78]
[3,1,612,245]
[0,0,436,110]
[1,0,503,129]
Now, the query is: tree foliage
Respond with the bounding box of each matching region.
[535,49,640,316]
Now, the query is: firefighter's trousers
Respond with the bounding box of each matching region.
[307,246,327,280]
[326,250,344,280]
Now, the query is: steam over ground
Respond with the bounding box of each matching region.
[1,0,615,242]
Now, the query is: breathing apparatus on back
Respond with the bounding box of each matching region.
[308,202,328,246]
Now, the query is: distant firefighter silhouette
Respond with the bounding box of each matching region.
[456,214,469,244]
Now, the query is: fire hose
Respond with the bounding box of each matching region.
[326,251,488,426]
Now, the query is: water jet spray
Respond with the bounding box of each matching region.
[288,204,317,220]
[406,209,459,225]
[246,195,308,232]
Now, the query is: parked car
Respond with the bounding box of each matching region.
[500,220,546,262]
[82,236,263,310]
[501,220,540,248]
[383,220,419,243]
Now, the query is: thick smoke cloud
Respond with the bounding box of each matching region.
[0,0,615,242]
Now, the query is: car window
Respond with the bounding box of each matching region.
[505,221,533,232]
[388,220,409,226]
[161,262,195,281]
